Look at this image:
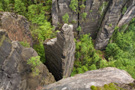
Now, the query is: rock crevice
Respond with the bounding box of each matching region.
[44,24,75,81]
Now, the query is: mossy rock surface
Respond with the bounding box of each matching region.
[91,81,135,90]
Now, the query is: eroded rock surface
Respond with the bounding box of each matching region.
[95,0,135,49]
[43,67,134,90]
[0,12,33,46]
[0,30,55,90]
[44,24,75,81]
[52,0,78,30]
[52,0,110,38]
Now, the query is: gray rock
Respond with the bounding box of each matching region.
[0,12,33,46]
[0,30,55,90]
[95,0,135,49]
[95,0,128,50]
[44,24,75,81]
[79,0,109,38]
[43,67,134,90]
[52,0,78,30]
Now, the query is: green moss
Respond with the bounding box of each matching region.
[91,83,123,90]
[69,0,78,12]
[91,86,97,90]
[99,1,108,16]
[0,35,6,47]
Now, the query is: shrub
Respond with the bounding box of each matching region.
[62,13,69,23]
[69,0,78,12]
[27,56,41,76]
[82,12,87,19]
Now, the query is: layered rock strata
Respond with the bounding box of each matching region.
[44,24,75,81]
[43,67,134,90]
[0,30,55,90]
[0,12,33,46]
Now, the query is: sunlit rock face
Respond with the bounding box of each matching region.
[0,12,33,46]
[0,30,55,90]
[43,67,134,90]
[44,24,75,81]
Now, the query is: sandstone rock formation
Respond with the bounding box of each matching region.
[43,67,134,90]
[0,12,33,46]
[95,0,135,50]
[52,0,109,38]
[44,24,75,81]
[52,0,135,49]
[52,0,78,30]
[0,30,55,90]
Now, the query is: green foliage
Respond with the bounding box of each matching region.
[122,6,127,15]
[62,13,69,23]
[27,56,41,76]
[82,12,87,19]
[0,0,55,63]
[14,0,26,15]
[77,26,82,31]
[19,41,30,47]
[71,34,107,75]
[91,83,124,90]
[99,1,108,16]
[105,18,135,79]
[69,0,78,12]
[80,4,85,9]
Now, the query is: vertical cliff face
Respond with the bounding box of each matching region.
[52,0,135,49]
[95,0,135,49]
[0,12,33,46]
[0,30,55,90]
[52,0,78,30]
[44,24,75,81]
[79,0,109,38]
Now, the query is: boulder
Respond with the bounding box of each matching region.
[0,30,55,90]
[0,12,33,46]
[44,24,75,81]
[43,67,134,90]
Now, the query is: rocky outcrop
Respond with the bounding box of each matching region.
[0,12,33,46]
[43,67,134,90]
[52,0,110,38]
[52,0,78,30]
[0,30,55,90]
[52,0,135,49]
[79,0,109,38]
[44,24,75,81]
[95,0,135,49]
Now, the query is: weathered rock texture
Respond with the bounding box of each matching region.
[79,0,109,38]
[0,12,33,46]
[52,0,78,30]
[43,67,134,90]
[95,0,135,50]
[0,30,55,90]
[44,24,75,81]
[52,0,135,49]
[52,0,110,38]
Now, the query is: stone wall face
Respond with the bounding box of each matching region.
[0,12,33,46]
[52,0,135,49]
[0,30,55,90]
[44,24,75,81]
[43,67,134,90]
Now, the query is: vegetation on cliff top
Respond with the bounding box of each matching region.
[1,0,135,80]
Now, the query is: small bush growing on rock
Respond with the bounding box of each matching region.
[62,13,69,23]
[82,12,87,19]
[69,0,78,12]
[27,56,41,76]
